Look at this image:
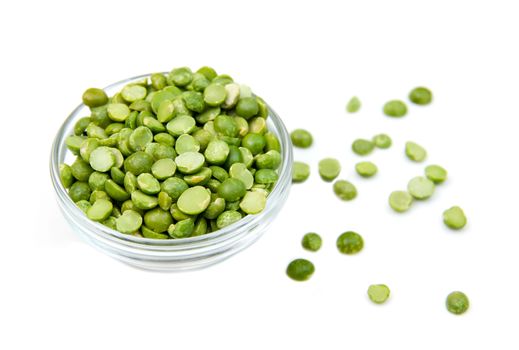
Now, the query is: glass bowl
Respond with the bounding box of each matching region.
[50,73,293,272]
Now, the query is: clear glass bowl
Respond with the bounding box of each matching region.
[50,73,293,272]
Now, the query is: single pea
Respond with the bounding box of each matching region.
[254,150,281,170]
[292,161,310,183]
[286,259,315,282]
[204,140,230,165]
[336,231,364,254]
[89,146,115,172]
[355,161,378,177]
[248,117,267,135]
[182,91,205,113]
[333,180,357,201]
[255,169,278,184]
[158,191,173,211]
[82,88,108,108]
[241,133,266,155]
[290,129,313,148]
[166,115,196,136]
[239,191,267,214]
[79,138,100,162]
[146,142,176,161]
[86,198,113,222]
[150,73,167,90]
[405,141,427,162]
[151,158,176,180]
[175,151,205,174]
[116,210,143,234]
[157,99,176,123]
[76,200,92,214]
[137,173,161,195]
[168,67,193,87]
[209,166,229,183]
[86,123,108,139]
[192,217,208,236]
[89,171,109,191]
[69,182,91,202]
[196,106,220,124]
[90,105,111,128]
[372,134,392,149]
[168,218,195,239]
[222,83,240,109]
[230,163,254,189]
[89,190,110,204]
[367,284,391,304]
[177,186,211,215]
[264,132,281,152]
[235,97,259,119]
[59,164,74,188]
[123,171,138,193]
[214,114,239,137]
[218,178,247,202]
[318,158,341,181]
[352,139,375,156]
[141,225,169,239]
[121,199,144,215]
[105,179,130,202]
[161,177,188,201]
[388,191,413,212]
[129,99,151,113]
[66,135,86,154]
[443,206,467,230]
[383,100,408,117]
[196,66,217,80]
[71,158,94,182]
[74,117,91,136]
[203,197,226,219]
[192,129,213,152]
[446,291,469,315]
[302,233,322,252]
[239,147,254,168]
[124,151,154,175]
[409,87,433,105]
[121,84,147,103]
[143,208,173,233]
[142,116,165,133]
[175,134,200,154]
[216,210,242,229]
[407,176,435,200]
[107,103,130,122]
[131,190,158,210]
[346,96,361,113]
[425,165,447,184]
[151,90,176,114]
[203,83,227,106]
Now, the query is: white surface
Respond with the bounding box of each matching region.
[1,0,518,349]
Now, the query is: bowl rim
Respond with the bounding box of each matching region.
[50,72,293,247]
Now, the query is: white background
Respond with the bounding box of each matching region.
[1,0,518,349]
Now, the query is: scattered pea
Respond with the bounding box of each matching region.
[82,88,108,108]
[290,129,313,148]
[318,158,341,181]
[372,134,392,149]
[388,191,413,212]
[346,96,361,113]
[405,142,427,162]
[333,180,357,201]
[407,176,435,200]
[116,210,143,234]
[355,161,378,177]
[443,206,467,230]
[383,100,407,117]
[446,291,469,315]
[177,186,211,215]
[292,161,310,183]
[409,87,433,105]
[336,231,364,254]
[352,139,375,156]
[286,259,315,281]
[367,284,390,304]
[301,233,322,252]
[425,165,447,184]
[239,191,266,214]
[87,199,113,222]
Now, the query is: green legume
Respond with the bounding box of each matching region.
[76,200,92,214]
[131,190,158,210]
[143,208,173,233]
[151,158,176,180]
[124,151,154,175]
[409,87,433,105]
[177,186,211,215]
[80,138,99,162]
[121,84,147,102]
[230,163,254,189]
[89,171,109,191]
[218,178,246,202]
[204,197,226,219]
[141,225,169,239]
[175,151,205,174]
[107,103,130,122]
[355,161,378,177]
[158,191,172,211]
[254,169,278,184]
[89,190,109,204]
[352,139,375,156]
[69,182,91,202]
[166,115,196,136]
[346,96,361,113]
[203,84,227,106]
[239,147,254,168]
[105,179,130,202]
[161,177,188,201]
[175,134,200,154]
[59,164,74,188]
[333,180,357,201]
[286,259,315,281]
[182,91,205,113]
[116,210,143,234]
[216,210,242,229]
[71,158,94,182]
[407,176,435,200]
[264,132,281,152]
[405,141,427,162]
[193,217,208,236]
[87,198,113,222]
[239,191,266,214]
[446,291,469,315]
[197,66,217,80]
[425,165,447,184]
[74,117,91,136]
[318,158,341,181]
[241,133,266,155]
[204,140,229,165]
[89,146,115,172]
[168,218,195,238]
[290,129,313,148]
[302,233,322,252]
[292,161,310,183]
[168,67,193,87]
[388,191,413,212]
[336,231,364,254]
[372,134,392,149]
[137,173,161,195]
[235,97,259,119]
[443,206,467,230]
[383,100,407,117]
[367,284,390,304]
[82,88,108,108]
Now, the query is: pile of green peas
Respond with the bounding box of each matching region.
[59,66,282,239]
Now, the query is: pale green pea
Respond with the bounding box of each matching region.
[221,83,240,109]
[389,191,413,212]
[142,116,165,133]
[352,139,375,156]
[69,182,91,202]
[192,217,208,236]
[86,123,107,139]
[230,163,254,189]
[405,141,427,162]
[302,233,322,252]
[239,191,267,214]
[204,84,227,106]
[66,135,86,154]
[71,158,94,182]
[318,158,341,181]
[216,210,242,229]
[248,117,267,134]
[355,161,378,177]
[137,173,161,195]
[407,176,435,199]
[158,191,173,211]
[184,167,212,186]
[203,197,226,219]
[123,171,138,193]
[79,138,99,162]
[292,161,310,183]
[177,186,211,215]
[239,147,254,168]
[107,103,130,122]
[59,164,74,188]
[141,225,169,239]
[264,132,281,152]
[175,134,200,154]
[196,107,220,124]
[209,166,229,182]
[105,179,130,201]
[255,150,281,169]
[89,146,115,172]
[87,198,113,222]
[168,218,195,238]
[346,96,361,113]
[443,206,467,230]
[161,177,188,201]
[168,67,193,87]
[175,151,205,174]
[254,169,278,184]
[88,172,109,191]
[367,284,391,304]
[205,140,230,165]
[425,165,448,184]
[383,100,407,117]
[290,129,313,148]
[333,180,357,201]
[102,216,117,230]
[446,291,469,315]
[129,126,153,152]
[166,115,196,136]
[116,210,143,234]
[192,129,213,152]
[154,132,175,147]
[121,84,147,102]
[144,207,173,233]
[372,134,392,149]
[409,87,433,105]
[89,190,109,204]
[131,190,158,210]
[151,158,176,180]
[76,200,92,213]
